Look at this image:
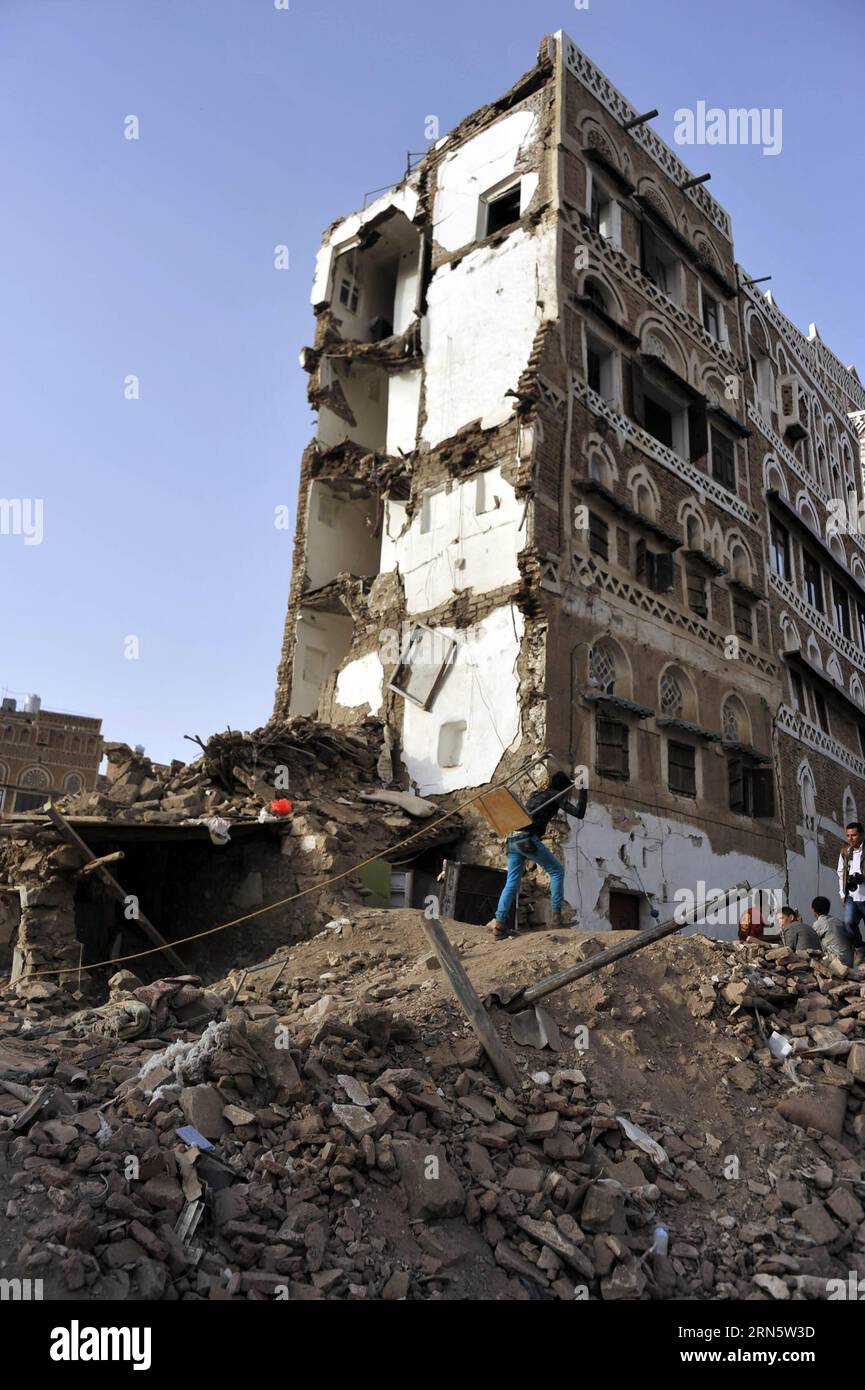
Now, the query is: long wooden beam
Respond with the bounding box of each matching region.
[420,911,521,1091]
[503,882,752,1014]
[46,804,187,974]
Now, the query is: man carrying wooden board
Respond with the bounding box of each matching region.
[486,771,587,939]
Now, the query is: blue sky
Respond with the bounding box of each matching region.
[1,0,861,764]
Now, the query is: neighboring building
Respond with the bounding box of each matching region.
[274,32,865,933]
[0,695,102,814]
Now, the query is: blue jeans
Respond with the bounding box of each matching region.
[495,834,565,923]
[843,898,865,945]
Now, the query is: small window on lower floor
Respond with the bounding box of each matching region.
[686,566,708,618]
[668,741,696,796]
[711,428,736,492]
[812,689,830,734]
[791,671,806,714]
[588,512,609,561]
[733,595,754,641]
[596,717,629,778]
[728,756,775,818]
[13,790,51,812]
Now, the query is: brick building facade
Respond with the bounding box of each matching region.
[0,697,102,814]
[273,32,864,933]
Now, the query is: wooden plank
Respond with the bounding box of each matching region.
[473,788,532,837]
[440,860,459,919]
[420,911,520,1091]
[46,805,187,974]
[77,851,125,877]
[503,882,751,1013]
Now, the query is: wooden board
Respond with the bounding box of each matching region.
[420,912,520,1090]
[473,788,532,837]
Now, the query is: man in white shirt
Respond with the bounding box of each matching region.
[837,821,865,955]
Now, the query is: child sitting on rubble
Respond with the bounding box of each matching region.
[775,905,821,953]
[810,895,856,968]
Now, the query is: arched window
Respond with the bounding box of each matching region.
[799,762,817,838]
[686,515,703,550]
[63,772,84,795]
[588,638,630,698]
[844,788,858,826]
[588,454,609,486]
[628,468,660,520]
[721,695,750,744]
[584,277,609,313]
[634,483,656,520]
[826,654,843,686]
[730,544,751,584]
[764,460,786,498]
[851,674,865,709]
[781,616,801,652]
[19,766,50,790]
[659,664,697,721]
[806,635,822,668]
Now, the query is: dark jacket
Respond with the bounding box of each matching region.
[521,785,588,840]
[780,920,821,953]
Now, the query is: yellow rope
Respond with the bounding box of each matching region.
[16,753,549,980]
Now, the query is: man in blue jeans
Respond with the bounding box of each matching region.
[488,771,587,938]
[838,820,865,962]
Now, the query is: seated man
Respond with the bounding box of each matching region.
[737,906,767,943]
[811,895,854,967]
[776,905,821,953]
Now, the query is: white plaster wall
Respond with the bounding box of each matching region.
[401,604,524,795]
[421,225,557,449]
[393,249,420,336]
[379,467,524,614]
[386,371,422,456]
[551,800,850,942]
[433,110,538,252]
[305,482,380,590]
[311,185,419,306]
[317,365,388,452]
[560,806,780,939]
[335,652,384,715]
[290,610,354,718]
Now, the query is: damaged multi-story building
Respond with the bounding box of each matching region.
[274,31,865,934]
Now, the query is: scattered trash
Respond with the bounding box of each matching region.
[616,1116,669,1168]
[176,1125,215,1151]
[769,1031,792,1058]
[652,1224,669,1257]
[193,815,233,846]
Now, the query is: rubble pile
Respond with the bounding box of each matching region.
[2,912,865,1301]
[58,718,389,825]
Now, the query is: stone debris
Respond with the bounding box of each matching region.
[1,913,865,1301]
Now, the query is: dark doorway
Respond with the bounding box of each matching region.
[441,861,511,928]
[609,890,640,931]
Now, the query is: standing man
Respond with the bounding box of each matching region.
[488,771,587,938]
[838,821,865,959]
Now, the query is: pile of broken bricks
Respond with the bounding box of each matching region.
[52,719,398,828]
[3,923,865,1300]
